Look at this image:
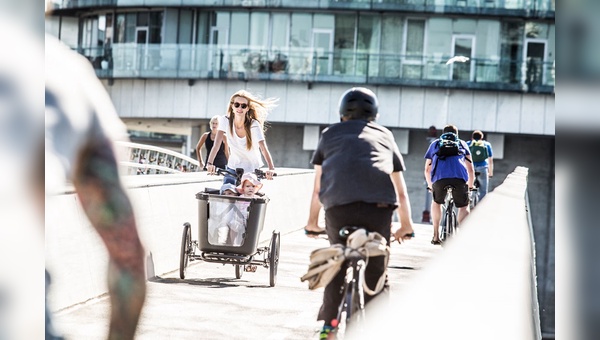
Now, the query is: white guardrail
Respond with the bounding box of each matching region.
[115,141,200,175]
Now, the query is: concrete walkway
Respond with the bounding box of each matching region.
[53,223,441,339]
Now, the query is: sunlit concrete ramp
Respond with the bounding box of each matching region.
[47,167,540,339]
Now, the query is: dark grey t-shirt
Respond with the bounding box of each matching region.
[311,120,405,210]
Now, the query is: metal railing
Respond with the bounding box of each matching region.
[116,141,200,175]
[54,0,555,12]
[82,44,554,91]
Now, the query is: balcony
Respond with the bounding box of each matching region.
[53,0,554,18]
[82,44,554,93]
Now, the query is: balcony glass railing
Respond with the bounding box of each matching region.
[81,44,554,91]
[55,0,554,12]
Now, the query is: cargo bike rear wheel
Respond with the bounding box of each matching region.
[179,223,193,279]
[269,231,281,287]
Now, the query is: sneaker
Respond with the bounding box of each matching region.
[319,325,335,340]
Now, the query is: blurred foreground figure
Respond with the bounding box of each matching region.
[0,12,45,340]
[45,35,147,339]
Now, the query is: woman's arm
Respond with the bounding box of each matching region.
[222,135,230,160]
[206,130,225,174]
[258,140,275,180]
[195,132,209,169]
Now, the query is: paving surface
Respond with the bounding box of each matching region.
[54,223,442,339]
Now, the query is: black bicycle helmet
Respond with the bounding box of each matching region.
[338,87,379,121]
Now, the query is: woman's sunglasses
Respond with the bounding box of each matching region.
[232,102,248,109]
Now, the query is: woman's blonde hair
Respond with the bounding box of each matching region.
[209,115,219,125]
[226,89,278,150]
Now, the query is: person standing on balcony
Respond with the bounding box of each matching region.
[196,115,229,170]
[206,90,277,183]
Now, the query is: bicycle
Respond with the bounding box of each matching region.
[326,226,389,339]
[469,171,481,209]
[179,167,280,286]
[440,186,458,243]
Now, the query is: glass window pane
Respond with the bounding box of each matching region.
[231,12,249,46]
[271,13,289,49]
[500,21,523,83]
[357,14,380,52]
[115,14,125,43]
[214,11,230,28]
[334,14,355,75]
[380,14,402,78]
[249,12,268,47]
[406,19,424,56]
[357,14,380,76]
[137,12,148,27]
[196,11,211,44]
[149,12,163,44]
[313,14,334,30]
[179,11,193,44]
[291,13,311,48]
[125,13,136,43]
[525,22,549,39]
[381,14,402,53]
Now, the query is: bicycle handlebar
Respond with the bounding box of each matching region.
[212,167,277,185]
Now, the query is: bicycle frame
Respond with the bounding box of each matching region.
[440,186,457,242]
[338,254,366,319]
[331,229,368,338]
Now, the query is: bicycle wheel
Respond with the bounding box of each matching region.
[269,231,280,287]
[451,209,458,235]
[179,223,192,279]
[235,264,243,279]
[443,203,454,241]
[470,190,479,209]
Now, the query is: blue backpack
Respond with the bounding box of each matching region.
[436,132,462,159]
[431,132,465,177]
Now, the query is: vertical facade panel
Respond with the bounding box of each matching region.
[285,83,310,124]
[544,96,555,135]
[447,90,474,131]
[496,93,522,132]
[173,81,192,118]
[142,80,159,118]
[471,92,498,133]
[119,79,135,117]
[377,86,402,127]
[307,84,333,124]
[157,80,175,117]
[422,88,448,129]
[520,95,546,134]
[189,81,209,119]
[399,87,425,128]
[263,82,288,123]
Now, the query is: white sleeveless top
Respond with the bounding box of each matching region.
[218,115,265,174]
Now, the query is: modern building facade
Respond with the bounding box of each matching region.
[46,0,555,337]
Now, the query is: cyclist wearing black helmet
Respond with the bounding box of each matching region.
[310,87,414,338]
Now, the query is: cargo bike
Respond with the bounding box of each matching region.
[179,168,281,287]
